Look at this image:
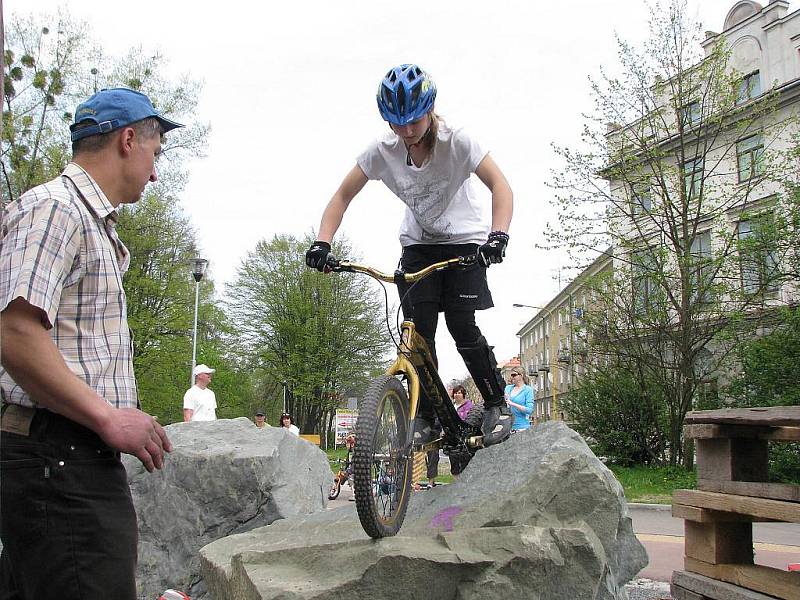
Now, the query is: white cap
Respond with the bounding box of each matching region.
[193,364,215,377]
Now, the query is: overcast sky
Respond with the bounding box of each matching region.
[11,0,758,383]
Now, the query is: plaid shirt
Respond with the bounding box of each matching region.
[0,163,138,409]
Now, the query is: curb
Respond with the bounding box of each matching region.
[628,502,672,511]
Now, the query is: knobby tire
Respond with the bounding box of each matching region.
[353,375,412,538]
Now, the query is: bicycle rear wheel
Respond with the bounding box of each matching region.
[353,375,412,538]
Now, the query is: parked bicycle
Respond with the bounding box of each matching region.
[328,434,355,500]
[328,254,486,538]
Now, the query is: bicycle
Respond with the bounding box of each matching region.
[328,434,355,500]
[328,254,486,538]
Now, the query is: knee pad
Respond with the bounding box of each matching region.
[456,336,506,406]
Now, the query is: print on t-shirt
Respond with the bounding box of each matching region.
[397,176,455,241]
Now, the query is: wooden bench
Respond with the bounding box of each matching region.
[671,407,800,600]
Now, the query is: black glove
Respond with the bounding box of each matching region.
[305,241,336,272]
[478,231,509,267]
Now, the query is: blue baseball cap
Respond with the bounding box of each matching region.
[70,88,183,142]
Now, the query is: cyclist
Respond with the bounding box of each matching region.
[306,63,514,446]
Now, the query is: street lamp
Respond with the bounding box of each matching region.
[190,258,208,386]
[512,303,544,309]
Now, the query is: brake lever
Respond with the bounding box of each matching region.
[325,257,353,273]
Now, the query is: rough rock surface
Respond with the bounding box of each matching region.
[123,417,331,600]
[201,421,648,600]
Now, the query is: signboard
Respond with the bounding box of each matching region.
[334,409,358,445]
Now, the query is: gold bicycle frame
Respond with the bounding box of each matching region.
[336,257,464,428]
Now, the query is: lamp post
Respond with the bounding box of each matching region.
[190,258,208,386]
[512,303,543,309]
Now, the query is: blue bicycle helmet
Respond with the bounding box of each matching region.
[376,64,437,126]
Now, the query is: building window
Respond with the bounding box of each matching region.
[738,216,779,295]
[632,250,658,312]
[690,230,713,304]
[736,71,761,105]
[681,101,701,126]
[631,182,652,216]
[683,158,703,199]
[737,134,764,182]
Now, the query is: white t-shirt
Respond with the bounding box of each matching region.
[183,385,217,421]
[357,123,489,246]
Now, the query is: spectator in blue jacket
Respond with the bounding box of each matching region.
[504,370,534,432]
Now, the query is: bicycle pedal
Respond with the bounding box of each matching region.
[467,435,484,449]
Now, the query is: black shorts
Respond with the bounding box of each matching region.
[399,244,493,312]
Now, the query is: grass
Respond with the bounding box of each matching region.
[608,464,696,504]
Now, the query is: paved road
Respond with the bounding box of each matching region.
[629,504,800,582]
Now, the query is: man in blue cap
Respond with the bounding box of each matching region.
[0,88,182,599]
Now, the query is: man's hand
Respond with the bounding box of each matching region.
[478,231,509,267]
[99,408,173,472]
[305,241,337,272]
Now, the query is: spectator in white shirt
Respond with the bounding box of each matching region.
[183,364,217,422]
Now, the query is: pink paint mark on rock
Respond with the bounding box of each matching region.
[430,506,463,531]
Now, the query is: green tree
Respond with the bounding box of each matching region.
[225,234,392,439]
[548,0,795,466]
[2,10,209,199]
[562,362,669,465]
[724,306,800,482]
[1,10,252,423]
[116,193,254,423]
[2,11,89,200]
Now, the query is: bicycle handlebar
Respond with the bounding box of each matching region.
[328,254,480,283]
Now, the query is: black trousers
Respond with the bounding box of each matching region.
[425,449,440,480]
[0,408,137,600]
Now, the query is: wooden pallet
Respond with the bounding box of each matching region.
[684,408,800,503]
[671,407,800,600]
[672,570,790,600]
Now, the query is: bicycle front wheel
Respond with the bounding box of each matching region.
[353,375,412,538]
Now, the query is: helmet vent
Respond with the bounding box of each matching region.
[396,84,407,114]
[410,83,421,107]
[381,85,394,110]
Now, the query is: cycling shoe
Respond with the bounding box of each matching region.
[481,405,513,446]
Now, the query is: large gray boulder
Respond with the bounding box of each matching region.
[201,421,648,600]
[123,417,331,600]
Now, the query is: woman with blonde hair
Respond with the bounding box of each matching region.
[505,369,534,432]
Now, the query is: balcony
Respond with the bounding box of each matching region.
[538,363,550,372]
[527,367,538,378]
[557,350,571,364]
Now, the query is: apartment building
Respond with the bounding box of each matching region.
[516,252,612,422]
[517,1,800,418]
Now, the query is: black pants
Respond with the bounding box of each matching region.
[399,244,498,420]
[0,408,137,600]
[425,449,440,480]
